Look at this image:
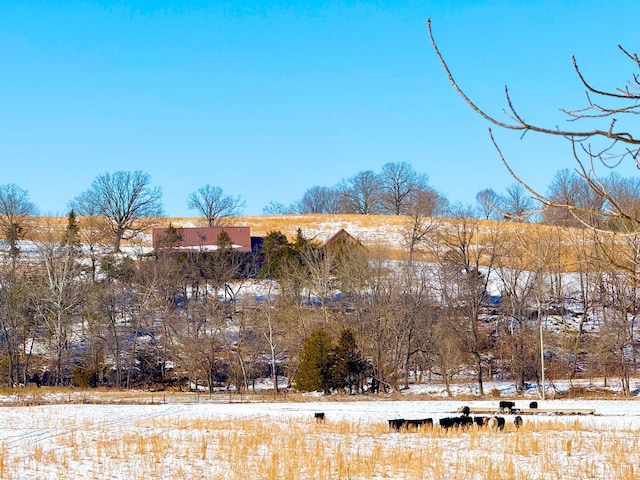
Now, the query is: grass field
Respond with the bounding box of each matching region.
[1,397,638,479]
[28,213,603,270]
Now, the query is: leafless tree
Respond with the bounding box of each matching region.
[228,301,268,393]
[544,169,605,227]
[476,184,536,222]
[0,269,36,386]
[495,227,550,394]
[593,267,638,395]
[602,174,640,231]
[564,227,601,379]
[339,170,383,214]
[428,19,640,228]
[396,263,439,389]
[379,162,430,215]
[430,206,501,395]
[429,311,467,396]
[358,255,403,391]
[403,188,441,267]
[187,185,245,226]
[78,214,111,282]
[297,185,343,214]
[129,252,186,387]
[177,299,227,393]
[476,188,502,220]
[0,183,38,266]
[299,242,337,324]
[71,171,163,252]
[32,221,85,385]
[262,201,295,215]
[503,183,537,222]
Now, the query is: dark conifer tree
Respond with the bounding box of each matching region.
[332,329,367,394]
[294,328,335,394]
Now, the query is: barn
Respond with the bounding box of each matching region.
[152,226,252,252]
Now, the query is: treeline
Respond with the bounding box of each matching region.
[269,163,640,234]
[1,205,639,396]
[3,162,640,237]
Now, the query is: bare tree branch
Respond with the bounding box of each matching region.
[427,18,640,146]
[428,17,640,231]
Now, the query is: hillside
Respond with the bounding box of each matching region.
[164,214,410,254]
[5,212,637,395]
[26,213,597,270]
[151,214,592,268]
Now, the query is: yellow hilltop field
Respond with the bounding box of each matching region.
[22,214,619,273]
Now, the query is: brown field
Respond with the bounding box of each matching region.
[25,214,610,271]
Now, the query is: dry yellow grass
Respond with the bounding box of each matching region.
[22,214,624,272]
[1,406,639,480]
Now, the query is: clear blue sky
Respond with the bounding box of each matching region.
[2,0,638,216]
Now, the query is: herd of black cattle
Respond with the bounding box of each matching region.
[386,401,531,431]
[312,401,598,431]
[314,402,526,431]
[386,413,522,432]
[385,403,525,432]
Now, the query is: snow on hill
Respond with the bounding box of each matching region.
[161,214,411,251]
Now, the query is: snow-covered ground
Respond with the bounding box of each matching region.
[1,394,639,479]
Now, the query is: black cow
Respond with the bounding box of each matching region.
[439,416,473,430]
[389,419,406,431]
[473,416,488,427]
[439,417,456,429]
[405,418,433,430]
[459,416,474,428]
[314,412,325,423]
[514,415,523,429]
[389,418,433,431]
[487,416,506,430]
[499,401,515,413]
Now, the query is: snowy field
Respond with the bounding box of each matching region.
[1,397,639,479]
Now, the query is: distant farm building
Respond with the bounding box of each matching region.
[152,226,252,252]
[324,228,361,250]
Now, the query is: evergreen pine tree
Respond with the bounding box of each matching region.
[155,223,182,249]
[216,231,233,250]
[332,328,367,394]
[61,210,80,246]
[259,230,291,279]
[294,328,335,394]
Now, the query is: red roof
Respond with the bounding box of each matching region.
[152,226,251,252]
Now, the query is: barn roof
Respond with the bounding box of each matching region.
[324,228,361,248]
[152,226,252,252]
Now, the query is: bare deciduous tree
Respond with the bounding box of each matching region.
[430,206,501,395]
[0,270,35,386]
[503,183,536,222]
[593,266,638,395]
[544,169,605,227]
[339,170,383,214]
[379,162,430,215]
[32,220,85,385]
[428,18,640,228]
[476,188,502,220]
[403,188,441,266]
[0,183,38,265]
[297,185,343,214]
[430,312,467,397]
[262,201,295,215]
[188,185,245,226]
[603,174,640,231]
[71,171,163,252]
